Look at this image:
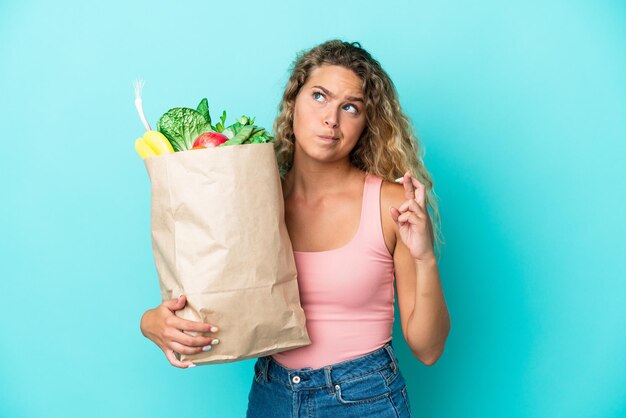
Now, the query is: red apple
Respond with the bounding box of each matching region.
[192,131,229,148]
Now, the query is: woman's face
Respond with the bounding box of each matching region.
[292,64,367,165]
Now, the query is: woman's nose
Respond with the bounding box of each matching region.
[324,110,339,128]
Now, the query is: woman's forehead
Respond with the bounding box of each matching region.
[304,65,364,96]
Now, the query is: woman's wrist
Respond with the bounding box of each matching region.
[414,252,437,266]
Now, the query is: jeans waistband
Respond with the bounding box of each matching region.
[258,341,399,391]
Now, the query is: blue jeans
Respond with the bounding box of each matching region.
[246,341,412,417]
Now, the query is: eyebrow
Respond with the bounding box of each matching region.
[312,85,364,103]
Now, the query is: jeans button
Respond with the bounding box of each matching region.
[292,375,301,384]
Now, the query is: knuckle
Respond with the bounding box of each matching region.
[199,336,213,346]
[163,328,174,340]
[188,335,202,346]
[177,345,191,354]
[183,335,195,346]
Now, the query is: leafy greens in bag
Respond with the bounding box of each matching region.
[156,99,213,151]
[155,97,273,152]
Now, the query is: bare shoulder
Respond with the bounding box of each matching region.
[380,178,407,209]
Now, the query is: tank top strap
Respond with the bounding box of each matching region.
[359,173,388,255]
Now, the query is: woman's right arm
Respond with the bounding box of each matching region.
[140,295,220,368]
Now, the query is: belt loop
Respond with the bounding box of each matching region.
[383,342,399,373]
[262,356,270,382]
[324,366,334,395]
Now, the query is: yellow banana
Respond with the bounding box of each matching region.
[143,130,174,155]
[135,137,157,160]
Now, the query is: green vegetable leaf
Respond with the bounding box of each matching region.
[214,110,227,132]
[220,125,255,146]
[249,135,266,144]
[196,98,212,127]
[224,121,244,137]
[157,107,212,151]
[245,127,273,144]
[221,126,232,138]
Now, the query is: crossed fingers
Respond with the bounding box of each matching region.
[395,171,426,215]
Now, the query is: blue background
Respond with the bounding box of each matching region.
[1,0,625,417]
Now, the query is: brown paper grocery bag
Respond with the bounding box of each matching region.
[144,142,311,365]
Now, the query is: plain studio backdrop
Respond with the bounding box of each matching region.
[1,1,624,417]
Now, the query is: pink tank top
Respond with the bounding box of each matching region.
[272,172,395,369]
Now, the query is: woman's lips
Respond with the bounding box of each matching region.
[318,135,339,142]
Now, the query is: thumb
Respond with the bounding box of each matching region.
[389,206,400,223]
[163,295,186,311]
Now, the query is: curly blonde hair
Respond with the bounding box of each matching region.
[273,39,444,258]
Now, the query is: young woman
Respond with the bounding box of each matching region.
[140,39,451,417]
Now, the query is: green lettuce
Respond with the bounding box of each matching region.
[157,105,212,151]
[195,98,211,126]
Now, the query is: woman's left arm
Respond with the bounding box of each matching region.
[389,172,451,366]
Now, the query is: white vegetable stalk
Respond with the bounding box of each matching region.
[134,79,151,131]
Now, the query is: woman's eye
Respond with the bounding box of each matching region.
[312,91,325,101]
[343,104,359,114]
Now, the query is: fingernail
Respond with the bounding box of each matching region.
[394,177,403,183]
[187,363,196,368]
[202,345,213,352]
[211,339,220,345]
[210,326,219,333]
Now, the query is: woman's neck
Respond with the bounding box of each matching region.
[282,159,363,201]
